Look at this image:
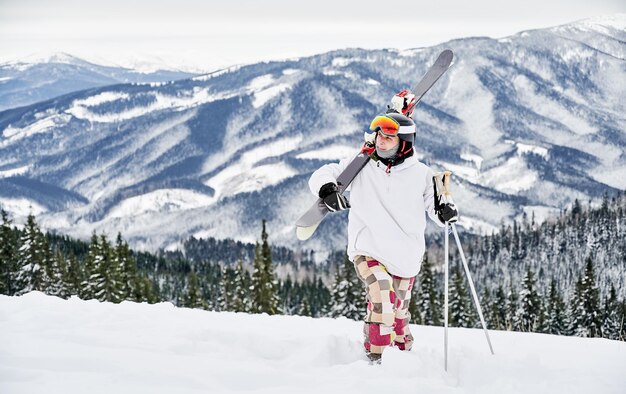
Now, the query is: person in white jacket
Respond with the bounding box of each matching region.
[308,107,458,364]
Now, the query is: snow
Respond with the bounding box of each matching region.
[512,74,597,136]
[331,57,355,67]
[282,68,300,76]
[481,157,538,194]
[246,74,293,108]
[1,114,71,147]
[0,198,46,217]
[0,165,30,178]
[66,89,230,123]
[206,136,303,199]
[107,189,215,218]
[520,205,561,223]
[506,140,549,158]
[252,83,291,108]
[71,92,130,107]
[460,153,484,170]
[1,292,625,394]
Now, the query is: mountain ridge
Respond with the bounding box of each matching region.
[0,16,624,252]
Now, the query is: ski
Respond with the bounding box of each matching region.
[295,49,454,241]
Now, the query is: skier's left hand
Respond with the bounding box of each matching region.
[319,182,351,212]
[437,202,459,223]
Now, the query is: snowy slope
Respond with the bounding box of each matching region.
[1,292,624,394]
[0,16,624,252]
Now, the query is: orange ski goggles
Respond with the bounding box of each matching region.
[369,115,400,136]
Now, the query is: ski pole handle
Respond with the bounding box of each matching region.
[434,171,454,203]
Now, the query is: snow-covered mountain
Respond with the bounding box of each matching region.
[0,52,198,111]
[1,292,624,394]
[0,16,624,252]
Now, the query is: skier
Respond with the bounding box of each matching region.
[308,91,458,364]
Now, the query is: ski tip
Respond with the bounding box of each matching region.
[438,49,454,65]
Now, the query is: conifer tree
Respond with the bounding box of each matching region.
[601,285,621,340]
[232,259,249,313]
[260,220,280,314]
[415,253,442,326]
[15,213,48,295]
[63,252,83,296]
[114,233,139,301]
[506,285,519,331]
[448,265,474,328]
[0,209,18,295]
[298,296,312,317]
[41,238,67,298]
[82,233,125,302]
[250,221,279,315]
[217,264,236,312]
[541,279,567,335]
[572,256,602,337]
[568,277,585,336]
[490,285,508,330]
[81,232,103,300]
[327,255,364,320]
[182,271,209,309]
[314,276,330,317]
[480,288,493,329]
[517,269,541,332]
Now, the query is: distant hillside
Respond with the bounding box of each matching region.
[0,16,624,253]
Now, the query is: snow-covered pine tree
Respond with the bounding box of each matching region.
[568,276,585,336]
[279,275,294,314]
[15,213,48,295]
[0,209,18,295]
[298,296,312,317]
[516,269,542,332]
[578,256,602,337]
[113,233,138,301]
[314,276,331,317]
[541,279,567,335]
[601,285,621,340]
[41,238,67,298]
[260,220,280,315]
[448,265,475,328]
[182,271,209,309]
[81,233,125,302]
[415,253,442,326]
[232,259,249,313]
[327,255,364,321]
[81,232,103,300]
[506,284,519,331]
[489,285,508,330]
[480,288,493,329]
[63,252,83,296]
[251,242,265,313]
[217,264,236,312]
[251,221,279,315]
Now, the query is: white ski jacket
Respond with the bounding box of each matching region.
[309,154,443,278]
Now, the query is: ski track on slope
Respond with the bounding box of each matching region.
[1,292,625,394]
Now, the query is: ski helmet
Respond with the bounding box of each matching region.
[369,112,416,158]
[389,89,417,117]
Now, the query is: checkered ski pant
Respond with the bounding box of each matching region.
[353,255,416,356]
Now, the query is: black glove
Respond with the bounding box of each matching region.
[319,182,350,212]
[437,203,458,223]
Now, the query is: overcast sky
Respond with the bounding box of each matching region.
[0,0,624,72]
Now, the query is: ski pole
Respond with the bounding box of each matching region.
[444,222,450,371]
[451,224,494,355]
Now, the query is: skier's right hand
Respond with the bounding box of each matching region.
[319,182,350,212]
